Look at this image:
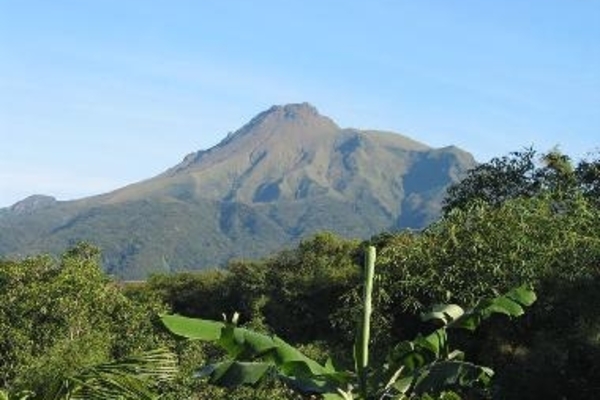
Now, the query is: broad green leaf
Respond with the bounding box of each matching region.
[422,304,464,325]
[412,360,494,395]
[280,373,340,395]
[389,341,430,373]
[450,286,536,331]
[483,297,525,317]
[218,323,278,358]
[218,324,329,375]
[160,314,224,340]
[450,312,481,331]
[505,285,537,306]
[162,314,336,392]
[381,364,409,395]
[385,286,535,398]
[388,329,448,379]
[204,361,273,387]
[419,329,448,356]
[270,336,329,375]
[392,375,413,394]
[325,357,336,373]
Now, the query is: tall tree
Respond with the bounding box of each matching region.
[443,148,600,213]
[0,243,166,397]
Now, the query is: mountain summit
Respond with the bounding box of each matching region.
[163,102,340,177]
[0,103,476,278]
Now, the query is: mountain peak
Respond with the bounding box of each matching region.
[10,194,57,214]
[266,102,320,118]
[1,103,477,279]
[165,103,339,174]
[242,102,338,131]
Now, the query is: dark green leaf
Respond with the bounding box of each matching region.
[413,361,493,395]
[206,361,273,387]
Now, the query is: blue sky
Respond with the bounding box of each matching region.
[1,0,598,207]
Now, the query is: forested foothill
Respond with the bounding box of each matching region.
[1,148,599,399]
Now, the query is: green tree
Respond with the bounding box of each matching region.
[443,148,600,213]
[0,243,166,397]
[145,269,231,320]
[575,154,600,207]
[161,247,536,400]
[386,147,600,399]
[261,232,360,343]
[442,148,539,213]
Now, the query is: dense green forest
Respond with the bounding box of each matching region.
[1,149,599,399]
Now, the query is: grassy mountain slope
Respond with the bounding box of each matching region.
[0,103,476,279]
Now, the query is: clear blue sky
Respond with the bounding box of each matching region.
[1,0,598,207]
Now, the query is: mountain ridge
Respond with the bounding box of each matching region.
[0,103,476,278]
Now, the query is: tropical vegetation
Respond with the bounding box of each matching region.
[0,148,598,399]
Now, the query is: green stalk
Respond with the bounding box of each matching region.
[356,246,376,399]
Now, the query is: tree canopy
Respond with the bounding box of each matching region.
[2,148,599,399]
[443,148,600,213]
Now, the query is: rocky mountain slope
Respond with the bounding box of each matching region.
[0,103,476,279]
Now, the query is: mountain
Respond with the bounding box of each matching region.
[0,103,476,279]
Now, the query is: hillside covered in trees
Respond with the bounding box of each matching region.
[1,148,599,399]
[0,103,475,279]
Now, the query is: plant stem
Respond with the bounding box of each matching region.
[356,245,376,399]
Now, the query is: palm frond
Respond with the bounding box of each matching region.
[48,348,178,400]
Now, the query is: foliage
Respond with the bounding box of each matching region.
[140,148,600,398]
[146,269,231,320]
[443,148,540,212]
[0,243,167,397]
[147,232,361,345]
[371,200,599,398]
[377,194,598,311]
[161,246,536,399]
[0,121,475,280]
[443,148,600,213]
[260,232,361,342]
[378,286,535,399]
[41,348,177,400]
[425,148,600,399]
[1,148,597,399]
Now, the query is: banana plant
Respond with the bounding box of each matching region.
[161,246,536,399]
[376,285,536,399]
